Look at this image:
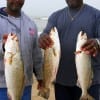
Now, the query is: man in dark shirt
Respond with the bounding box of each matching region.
[39,0,100,100]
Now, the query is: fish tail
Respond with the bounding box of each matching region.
[7,91,21,100]
[80,93,94,100]
[38,88,50,99]
[7,91,12,100]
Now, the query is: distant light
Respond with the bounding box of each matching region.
[0,0,6,7]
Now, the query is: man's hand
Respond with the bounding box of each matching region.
[38,34,53,49]
[81,39,99,57]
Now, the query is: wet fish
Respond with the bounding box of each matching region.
[75,31,94,100]
[4,33,25,100]
[38,27,61,99]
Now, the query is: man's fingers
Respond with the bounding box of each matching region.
[81,39,98,56]
[81,40,93,50]
[39,34,54,49]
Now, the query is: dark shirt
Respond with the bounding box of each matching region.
[43,4,100,86]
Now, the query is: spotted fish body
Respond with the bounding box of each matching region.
[75,31,94,100]
[38,27,61,99]
[4,34,24,100]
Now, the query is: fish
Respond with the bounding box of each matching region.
[4,33,25,100]
[38,27,61,99]
[75,31,94,100]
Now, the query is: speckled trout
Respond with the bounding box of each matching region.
[4,33,25,100]
[75,31,94,100]
[38,27,61,99]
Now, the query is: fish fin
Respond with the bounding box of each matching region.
[20,74,25,97]
[38,88,50,99]
[4,57,12,65]
[7,91,12,100]
[76,80,81,88]
[52,48,57,56]
[51,66,58,82]
[91,68,94,80]
[88,70,93,88]
[8,58,12,64]
[80,93,94,100]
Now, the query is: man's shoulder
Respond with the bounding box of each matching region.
[85,4,100,18]
[21,11,36,25]
[21,11,32,21]
[49,7,67,19]
[52,7,67,15]
[21,11,37,30]
[85,4,100,13]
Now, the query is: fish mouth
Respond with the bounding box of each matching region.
[80,31,87,40]
[81,31,85,36]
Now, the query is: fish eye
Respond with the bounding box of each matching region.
[16,40,18,41]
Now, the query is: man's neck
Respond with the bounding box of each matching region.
[69,3,84,10]
[4,8,21,17]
